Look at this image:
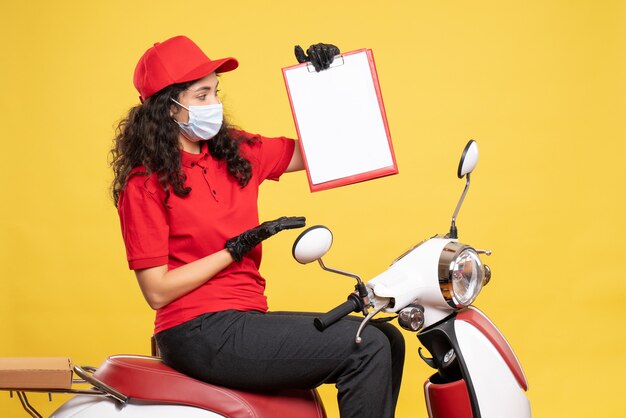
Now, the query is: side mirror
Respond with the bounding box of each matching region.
[292,226,333,264]
[457,139,479,178]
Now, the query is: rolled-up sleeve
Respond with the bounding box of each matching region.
[263,136,296,181]
[118,180,169,270]
[239,132,296,182]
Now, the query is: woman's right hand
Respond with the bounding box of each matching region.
[225,216,306,262]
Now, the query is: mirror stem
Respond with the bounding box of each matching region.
[318,259,369,315]
[450,173,471,239]
[317,259,363,284]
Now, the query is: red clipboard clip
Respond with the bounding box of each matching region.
[305,54,345,73]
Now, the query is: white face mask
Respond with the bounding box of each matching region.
[171,98,223,142]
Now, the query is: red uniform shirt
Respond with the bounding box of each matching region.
[118,131,295,333]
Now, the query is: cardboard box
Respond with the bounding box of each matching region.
[0,357,73,390]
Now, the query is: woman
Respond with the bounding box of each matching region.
[111,35,405,418]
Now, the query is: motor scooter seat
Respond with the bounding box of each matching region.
[93,355,326,418]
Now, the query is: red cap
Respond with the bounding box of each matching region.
[133,35,238,101]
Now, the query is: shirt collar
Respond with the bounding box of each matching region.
[181,142,210,168]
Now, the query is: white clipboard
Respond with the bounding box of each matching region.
[282,49,398,192]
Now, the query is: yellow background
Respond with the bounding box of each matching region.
[1,0,625,417]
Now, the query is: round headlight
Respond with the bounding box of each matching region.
[438,243,485,308]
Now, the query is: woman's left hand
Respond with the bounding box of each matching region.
[294,43,340,72]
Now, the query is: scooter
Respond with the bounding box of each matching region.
[3,140,530,418]
[292,140,531,418]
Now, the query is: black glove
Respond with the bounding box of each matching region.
[225,216,306,262]
[294,43,340,72]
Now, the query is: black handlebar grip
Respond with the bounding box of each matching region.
[314,295,362,331]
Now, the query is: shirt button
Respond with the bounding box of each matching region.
[212,190,217,195]
[203,169,207,174]
[191,163,195,167]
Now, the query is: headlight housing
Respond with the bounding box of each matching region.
[438,242,487,308]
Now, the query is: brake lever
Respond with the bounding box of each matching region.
[355,302,389,344]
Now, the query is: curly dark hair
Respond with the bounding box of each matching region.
[110,80,255,207]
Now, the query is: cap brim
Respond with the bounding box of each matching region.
[178,57,239,84]
[214,57,239,73]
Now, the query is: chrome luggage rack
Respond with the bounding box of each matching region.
[4,364,129,418]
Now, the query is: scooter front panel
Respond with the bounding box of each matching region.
[457,307,527,390]
[454,321,531,417]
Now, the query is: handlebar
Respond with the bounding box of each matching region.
[314,294,364,331]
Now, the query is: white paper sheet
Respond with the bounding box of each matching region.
[283,50,395,187]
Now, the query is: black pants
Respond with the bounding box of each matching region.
[156,310,405,418]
